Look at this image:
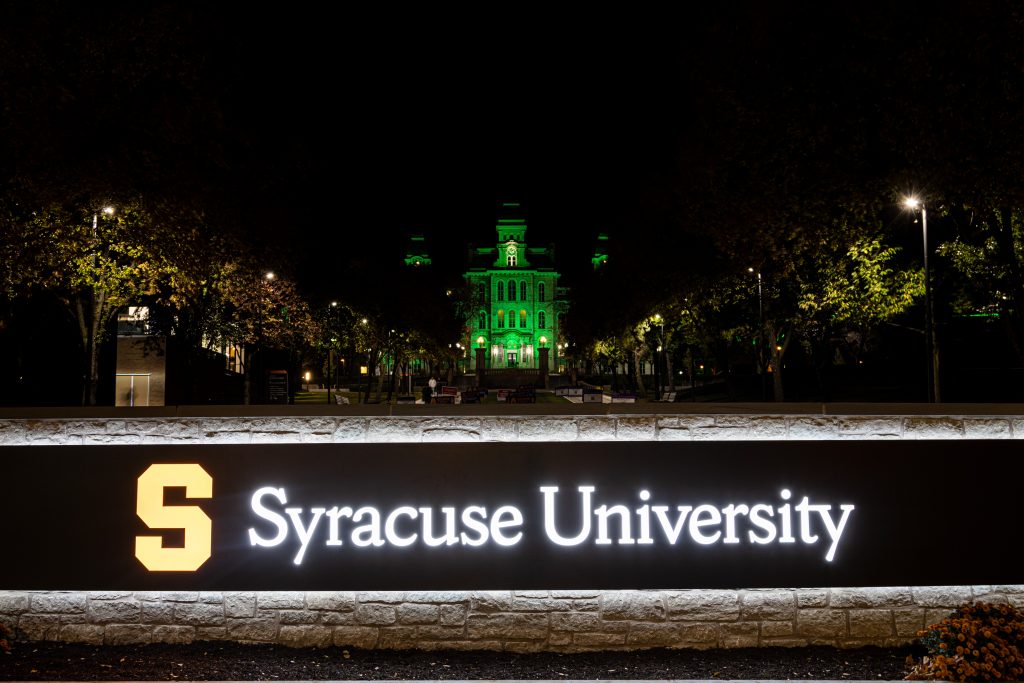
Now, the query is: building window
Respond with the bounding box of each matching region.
[508,280,516,301]
[538,283,545,302]
[520,310,527,327]
[520,281,527,300]
[498,310,505,328]
[478,283,485,302]
[507,254,517,266]
[478,311,486,329]
[497,281,504,301]
[538,311,546,329]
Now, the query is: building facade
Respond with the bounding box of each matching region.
[464,203,567,370]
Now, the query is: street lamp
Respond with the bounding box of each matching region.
[904,196,937,402]
[327,301,339,405]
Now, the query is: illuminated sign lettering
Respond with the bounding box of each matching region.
[2,442,1020,590]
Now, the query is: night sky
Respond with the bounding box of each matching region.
[3,3,1020,298]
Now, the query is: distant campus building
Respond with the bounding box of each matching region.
[463,203,568,371]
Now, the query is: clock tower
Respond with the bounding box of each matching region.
[464,202,567,373]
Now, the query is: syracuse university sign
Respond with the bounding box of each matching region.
[1,442,1020,589]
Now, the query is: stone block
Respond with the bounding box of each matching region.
[466,613,548,640]
[258,592,305,610]
[18,614,61,640]
[320,611,357,625]
[761,637,809,648]
[470,591,514,612]
[422,428,481,442]
[602,592,664,620]
[692,426,749,441]
[666,590,740,621]
[615,417,657,440]
[440,604,467,626]
[306,592,356,611]
[199,592,223,604]
[837,417,902,436]
[830,587,912,608]
[797,589,829,607]
[480,418,518,441]
[356,591,405,604]
[173,602,225,626]
[719,621,759,647]
[83,433,142,444]
[125,419,199,439]
[656,416,716,430]
[849,609,894,638]
[228,618,278,641]
[160,592,199,602]
[925,608,956,626]
[332,625,379,648]
[913,586,973,607]
[367,418,423,442]
[503,641,546,653]
[89,598,140,624]
[197,627,228,640]
[403,591,469,603]
[573,598,600,611]
[153,625,196,644]
[104,624,152,645]
[573,631,625,647]
[332,419,367,443]
[141,602,174,624]
[0,594,30,614]
[355,604,396,625]
[576,418,616,441]
[678,622,718,644]
[626,622,681,646]
[398,603,439,624]
[894,608,926,637]
[761,621,795,637]
[964,418,1011,438]
[414,625,465,641]
[31,594,86,613]
[279,625,332,648]
[59,624,105,644]
[376,626,418,649]
[550,612,602,632]
[656,426,692,441]
[224,593,256,618]
[517,418,577,441]
[787,417,838,439]
[797,609,847,638]
[903,417,962,439]
[741,590,795,619]
[512,597,572,611]
[279,610,319,625]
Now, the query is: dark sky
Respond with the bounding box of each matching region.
[4,3,1020,302]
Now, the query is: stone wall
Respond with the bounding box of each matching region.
[3,408,1022,650]
[2,586,1021,651]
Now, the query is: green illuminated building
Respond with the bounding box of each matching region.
[464,203,567,370]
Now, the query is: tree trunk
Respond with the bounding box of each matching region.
[632,348,647,398]
[363,348,379,403]
[666,353,675,391]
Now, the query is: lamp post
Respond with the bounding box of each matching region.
[652,313,664,400]
[904,197,937,402]
[256,271,274,404]
[327,301,338,405]
[748,268,766,400]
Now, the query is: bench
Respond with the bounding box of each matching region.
[334,395,350,405]
[611,392,637,403]
[657,391,677,403]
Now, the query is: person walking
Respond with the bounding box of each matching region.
[428,376,437,403]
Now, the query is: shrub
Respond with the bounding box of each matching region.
[907,602,1024,681]
[0,622,10,653]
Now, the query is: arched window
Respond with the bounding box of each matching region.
[478,311,486,329]
[497,310,505,328]
[507,253,517,266]
[520,310,527,327]
[497,281,504,301]
[478,283,485,302]
[538,311,546,329]
[520,281,527,300]
[508,280,516,301]
[538,283,545,302]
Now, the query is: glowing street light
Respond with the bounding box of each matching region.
[903,195,937,402]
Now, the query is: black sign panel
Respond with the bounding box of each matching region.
[0,442,1020,590]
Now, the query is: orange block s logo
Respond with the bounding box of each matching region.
[135,464,213,571]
